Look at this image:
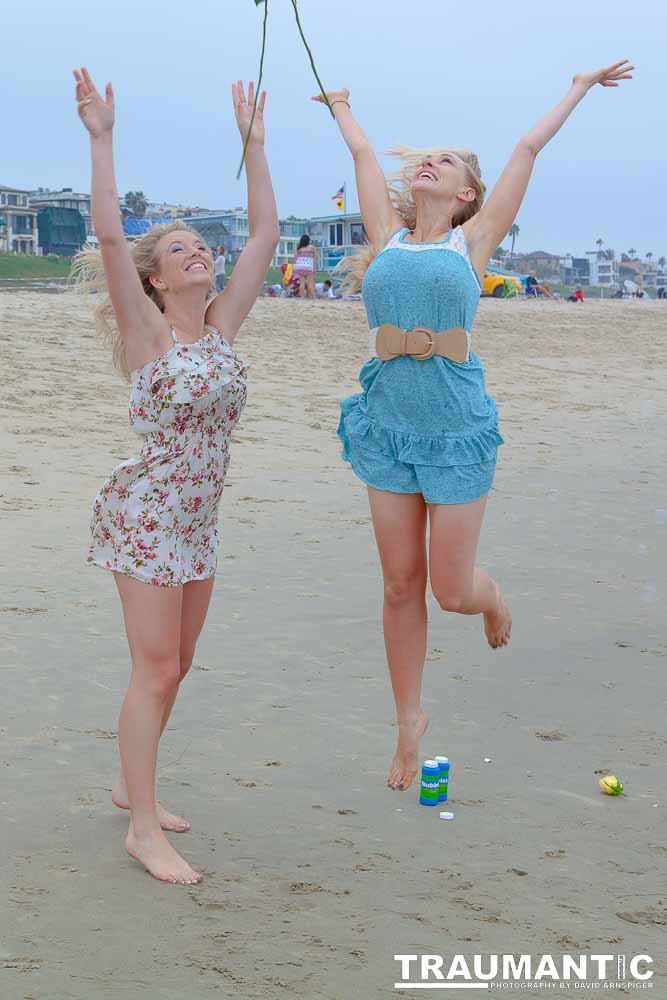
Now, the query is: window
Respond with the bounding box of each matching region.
[350,222,367,246]
[0,194,5,204]
[8,195,18,206]
[329,223,344,247]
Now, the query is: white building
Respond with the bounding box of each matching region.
[308,212,366,270]
[0,185,39,254]
[586,250,620,288]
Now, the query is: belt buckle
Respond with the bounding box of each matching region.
[410,327,436,361]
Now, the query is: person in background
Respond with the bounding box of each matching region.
[527,270,552,298]
[214,244,227,293]
[657,286,665,300]
[292,234,318,298]
[526,272,539,296]
[567,285,585,302]
[315,278,335,299]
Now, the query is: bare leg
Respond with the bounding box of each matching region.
[113,578,215,832]
[113,573,202,884]
[428,496,511,649]
[368,488,429,791]
[305,274,316,300]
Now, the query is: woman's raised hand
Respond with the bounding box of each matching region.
[73,67,114,137]
[233,80,266,147]
[311,87,349,108]
[573,59,634,92]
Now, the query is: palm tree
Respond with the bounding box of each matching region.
[628,248,637,260]
[508,224,520,256]
[646,251,653,262]
[596,237,604,254]
[658,257,666,269]
[124,190,148,218]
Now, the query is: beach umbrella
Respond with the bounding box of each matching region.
[238,0,333,177]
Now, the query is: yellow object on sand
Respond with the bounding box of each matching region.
[282,263,293,286]
[598,775,624,796]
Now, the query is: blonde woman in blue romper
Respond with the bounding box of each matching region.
[313,60,633,791]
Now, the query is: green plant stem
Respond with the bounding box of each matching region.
[290,0,334,116]
[237,0,269,179]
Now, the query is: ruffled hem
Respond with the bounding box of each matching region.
[338,393,504,468]
[87,553,216,587]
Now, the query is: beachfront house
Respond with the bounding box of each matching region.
[29,188,94,238]
[0,185,39,254]
[307,212,366,271]
[586,249,620,288]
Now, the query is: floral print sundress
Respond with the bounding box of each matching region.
[88,324,248,587]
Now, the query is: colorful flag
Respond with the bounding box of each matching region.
[332,183,345,212]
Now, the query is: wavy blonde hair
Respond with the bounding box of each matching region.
[71,221,214,380]
[337,145,486,292]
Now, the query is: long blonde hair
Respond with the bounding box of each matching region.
[71,221,214,380]
[337,145,486,292]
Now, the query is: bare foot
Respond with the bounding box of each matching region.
[112,776,190,833]
[484,585,512,649]
[125,822,202,885]
[388,712,429,791]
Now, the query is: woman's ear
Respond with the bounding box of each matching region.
[458,186,476,205]
[149,272,165,292]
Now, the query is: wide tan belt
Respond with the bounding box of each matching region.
[374,323,469,363]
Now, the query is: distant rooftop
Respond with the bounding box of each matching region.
[0,184,31,193]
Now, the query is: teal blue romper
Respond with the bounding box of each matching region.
[337,226,504,504]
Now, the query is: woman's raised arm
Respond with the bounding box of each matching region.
[206,81,279,344]
[313,88,403,247]
[464,60,634,276]
[74,67,161,342]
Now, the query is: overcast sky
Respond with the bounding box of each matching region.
[3,0,664,256]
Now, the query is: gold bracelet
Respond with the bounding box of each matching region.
[330,100,351,111]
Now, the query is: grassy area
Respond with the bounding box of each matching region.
[0,255,335,287]
[0,254,71,279]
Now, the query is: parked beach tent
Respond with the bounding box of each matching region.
[37,207,87,257]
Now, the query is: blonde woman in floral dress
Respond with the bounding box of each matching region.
[74,68,279,885]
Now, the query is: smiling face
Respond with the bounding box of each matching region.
[149,229,214,298]
[411,151,477,211]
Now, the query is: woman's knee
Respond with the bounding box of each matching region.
[132,654,181,698]
[431,585,470,614]
[384,570,427,608]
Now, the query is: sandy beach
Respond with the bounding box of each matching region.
[1,291,665,998]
